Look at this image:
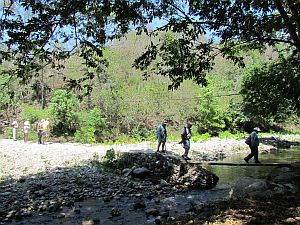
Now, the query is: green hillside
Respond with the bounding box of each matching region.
[0,32,299,143]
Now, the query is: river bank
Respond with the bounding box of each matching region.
[2,134,299,180]
[0,135,299,225]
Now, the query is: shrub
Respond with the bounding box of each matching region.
[90,149,135,174]
[49,90,79,136]
[21,104,49,124]
[75,108,106,143]
[74,127,96,144]
[191,132,211,142]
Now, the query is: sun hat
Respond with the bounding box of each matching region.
[253,127,261,131]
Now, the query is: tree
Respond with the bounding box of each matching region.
[49,89,79,135]
[241,52,300,123]
[1,0,300,92]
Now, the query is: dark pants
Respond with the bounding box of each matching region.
[245,145,259,162]
[38,130,43,144]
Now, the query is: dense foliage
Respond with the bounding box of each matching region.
[0,1,299,142]
[49,90,79,135]
[241,52,300,124]
[1,0,300,89]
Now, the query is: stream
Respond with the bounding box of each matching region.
[204,145,300,185]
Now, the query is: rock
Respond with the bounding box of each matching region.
[57,213,65,218]
[122,168,132,176]
[92,218,100,224]
[110,207,121,217]
[229,177,265,200]
[0,192,11,196]
[266,166,300,195]
[175,164,219,189]
[145,208,160,217]
[133,200,146,209]
[82,220,95,225]
[245,180,272,198]
[285,217,298,223]
[160,179,169,186]
[154,216,163,224]
[131,167,151,178]
[73,207,81,214]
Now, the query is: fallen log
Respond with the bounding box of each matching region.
[189,162,291,167]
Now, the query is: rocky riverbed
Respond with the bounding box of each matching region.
[1,135,291,180]
[0,136,299,225]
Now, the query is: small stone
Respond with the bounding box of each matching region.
[110,208,121,217]
[133,200,146,209]
[285,218,297,223]
[73,208,81,214]
[57,213,65,218]
[145,208,159,217]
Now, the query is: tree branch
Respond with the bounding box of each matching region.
[285,0,300,40]
[274,0,300,53]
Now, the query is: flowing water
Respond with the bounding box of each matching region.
[204,145,300,186]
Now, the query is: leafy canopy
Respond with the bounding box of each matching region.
[241,52,300,121]
[1,0,300,90]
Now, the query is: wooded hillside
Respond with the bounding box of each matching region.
[1,31,298,143]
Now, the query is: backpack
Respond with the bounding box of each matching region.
[252,135,260,147]
[245,135,251,145]
[155,124,166,139]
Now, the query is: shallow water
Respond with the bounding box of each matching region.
[204,145,300,185]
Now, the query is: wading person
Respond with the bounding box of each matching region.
[244,127,261,164]
[155,121,167,152]
[180,123,192,160]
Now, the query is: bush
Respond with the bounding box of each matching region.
[191,132,211,142]
[90,149,135,174]
[49,90,79,135]
[75,108,106,143]
[21,104,49,124]
[219,131,248,139]
[74,127,96,144]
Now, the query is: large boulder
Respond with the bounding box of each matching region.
[173,164,219,189]
[227,162,300,200]
[228,177,273,200]
[266,163,300,195]
[120,152,219,189]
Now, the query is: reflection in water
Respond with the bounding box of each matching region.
[203,146,300,186]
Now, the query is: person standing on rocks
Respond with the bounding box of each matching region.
[37,119,44,144]
[11,120,19,141]
[155,121,167,152]
[180,123,192,160]
[42,118,50,144]
[23,120,30,143]
[244,127,261,164]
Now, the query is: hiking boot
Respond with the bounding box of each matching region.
[255,161,261,164]
[182,155,187,159]
[185,156,191,160]
[244,158,249,163]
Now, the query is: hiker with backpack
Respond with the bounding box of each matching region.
[180,123,192,160]
[155,121,167,152]
[244,127,261,164]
